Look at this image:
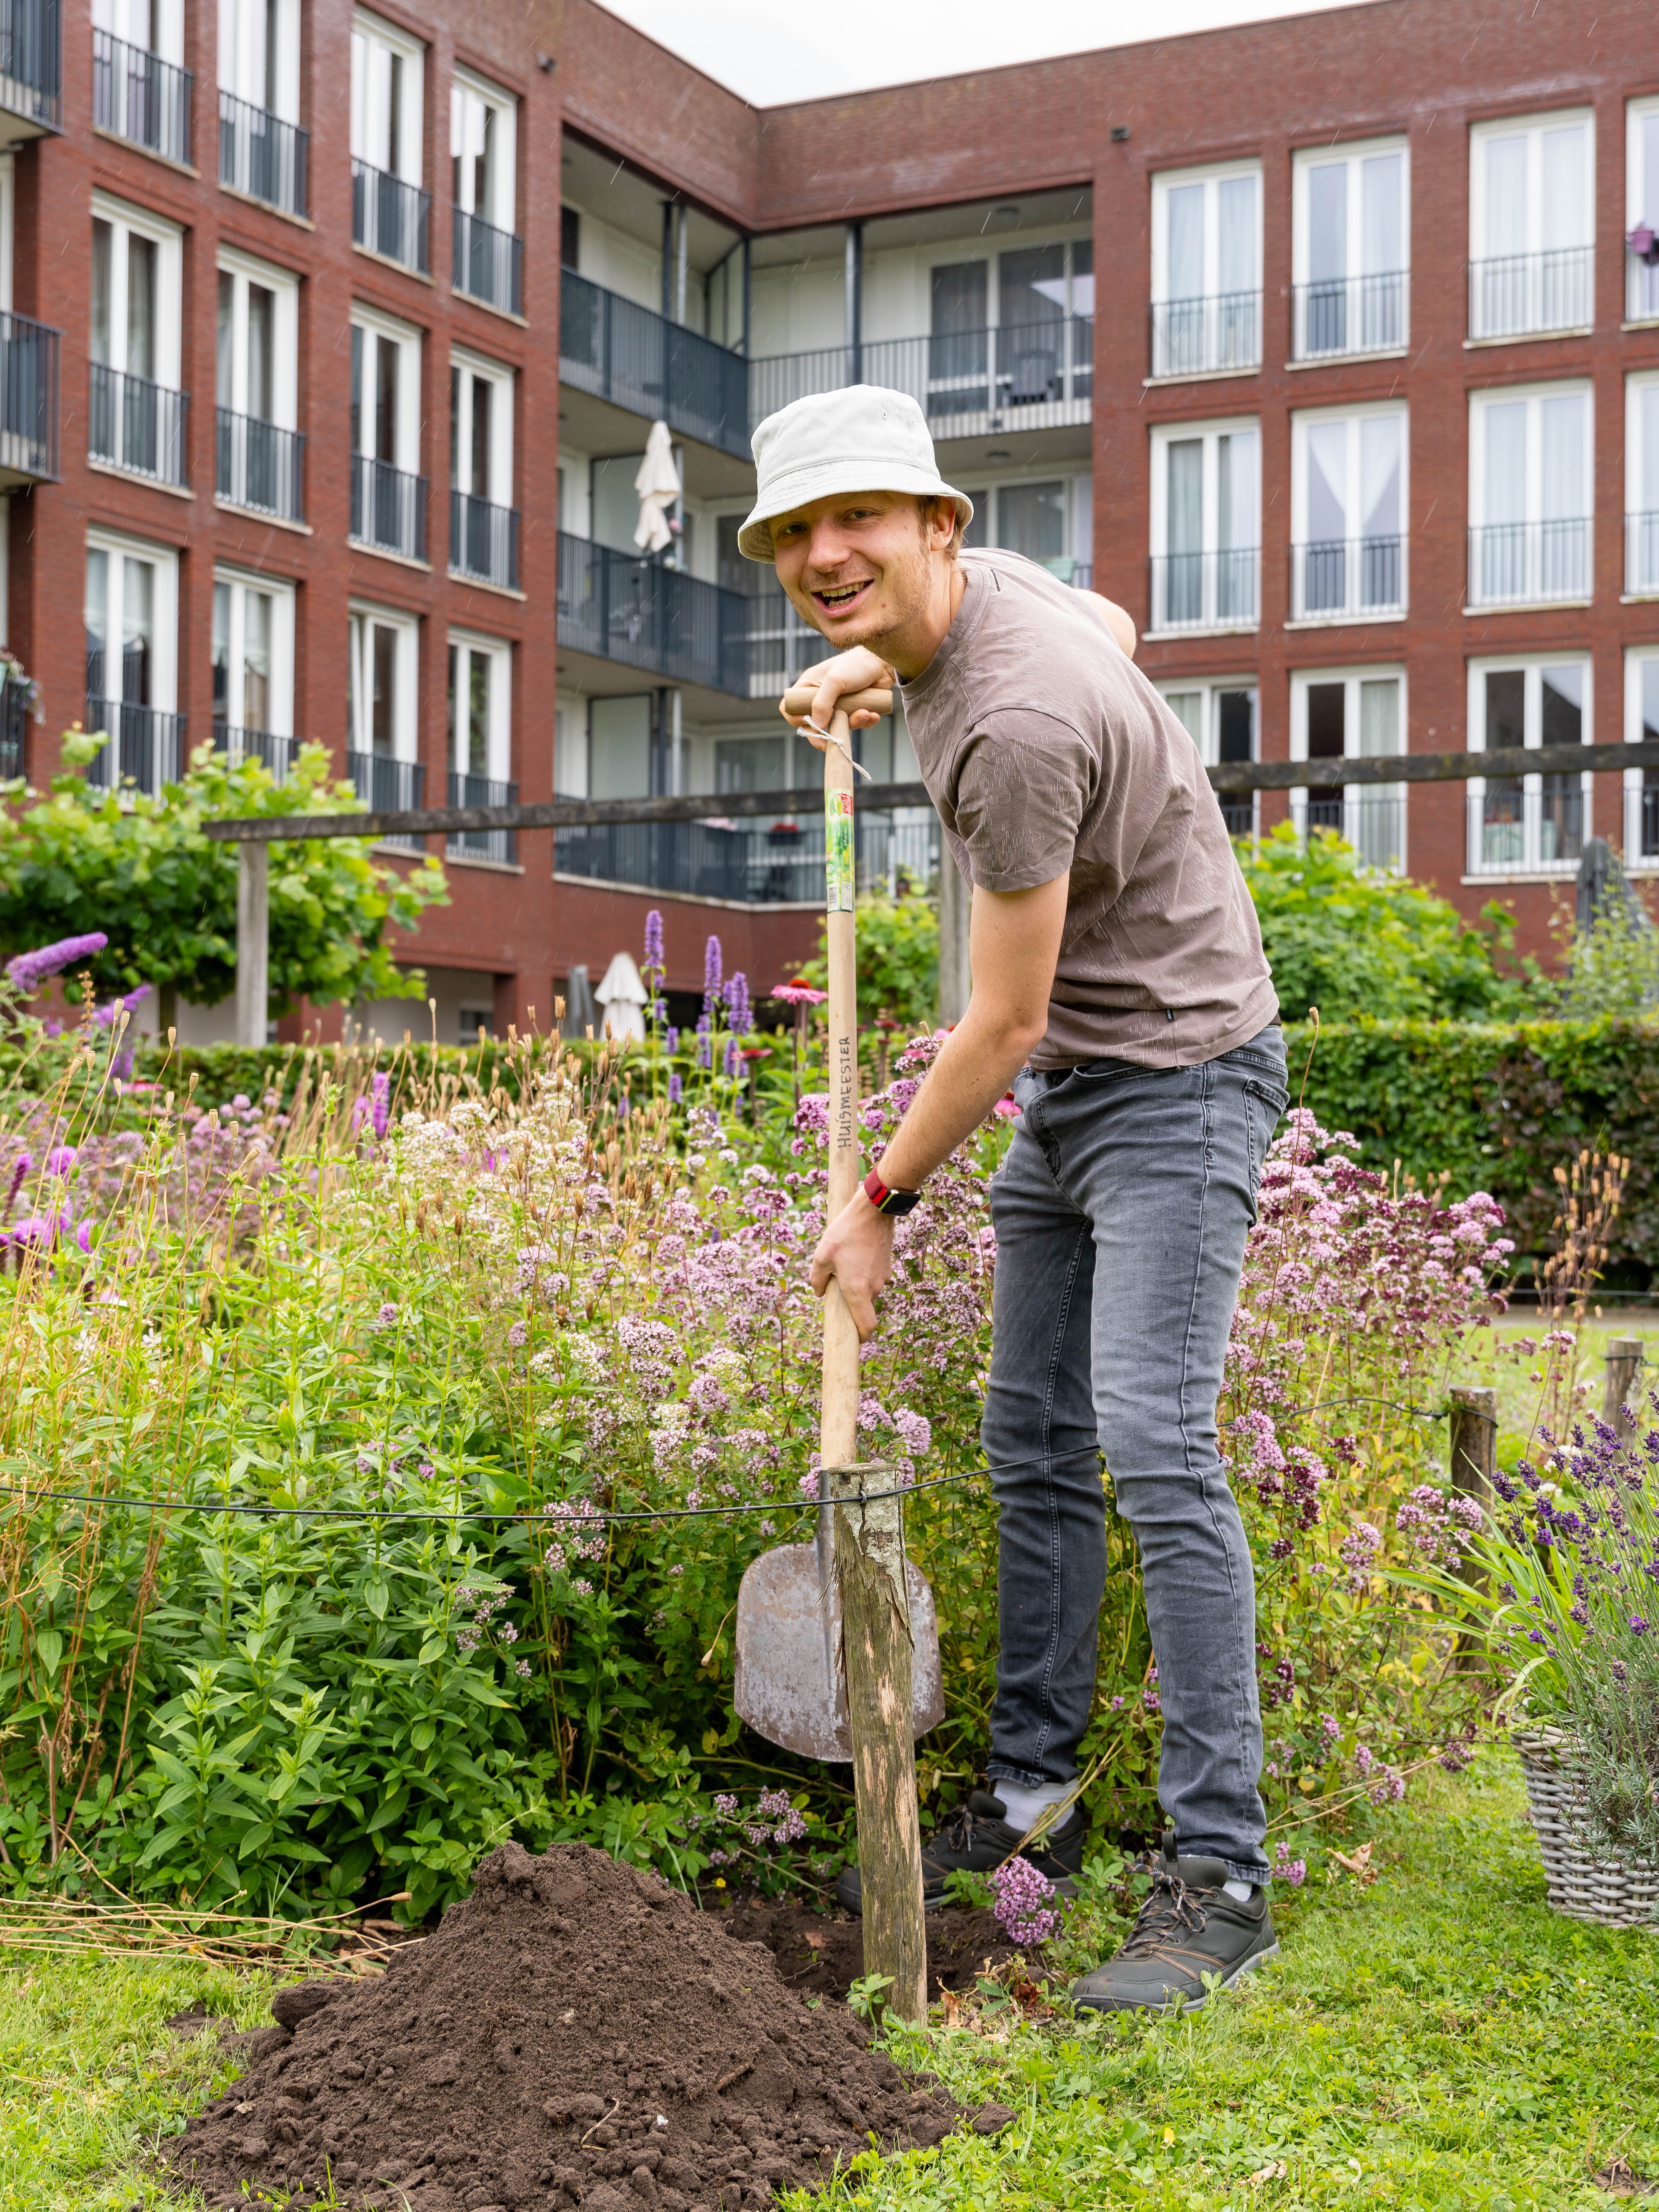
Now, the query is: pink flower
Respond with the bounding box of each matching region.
[770,979,827,1006]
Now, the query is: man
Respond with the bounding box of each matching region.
[737,384,1289,2015]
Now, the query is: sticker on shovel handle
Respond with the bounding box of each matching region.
[825,791,855,912]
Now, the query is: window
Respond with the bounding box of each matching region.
[1292,137,1408,359]
[447,630,513,859]
[715,733,788,793]
[1468,382,1591,607]
[212,569,294,769]
[1148,418,1259,633]
[1467,655,1591,875]
[350,11,427,271]
[1624,647,1659,865]
[1158,679,1257,834]
[561,205,580,272]
[997,480,1066,564]
[350,308,424,560]
[1628,97,1659,322]
[93,0,189,162]
[1290,405,1406,620]
[452,69,519,312]
[925,240,1092,417]
[84,533,180,793]
[1289,668,1406,871]
[1630,373,1659,595]
[348,603,421,827]
[219,0,304,213]
[216,250,301,519]
[90,196,184,485]
[1469,109,1593,339]
[450,350,517,587]
[1151,163,1261,377]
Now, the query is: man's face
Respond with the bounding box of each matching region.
[771,491,947,652]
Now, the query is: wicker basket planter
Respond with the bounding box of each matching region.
[1513,1725,1659,1930]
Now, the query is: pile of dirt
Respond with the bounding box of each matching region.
[165,1842,1010,2212]
[712,1896,1031,2004]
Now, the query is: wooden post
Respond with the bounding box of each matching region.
[1448,1386,1496,1505]
[1601,1336,1646,1440]
[937,841,971,1025]
[821,706,927,2025]
[235,841,270,1049]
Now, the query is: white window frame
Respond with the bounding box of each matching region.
[450,66,516,236]
[212,565,295,738]
[1467,380,1593,609]
[447,628,511,784]
[1289,401,1409,623]
[1466,651,1593,877]
[216,246,299,428]
[1626,369,1659,597]
[94,0,183,63]
[91,191,184,389]
[1289,664,1408,873]
[1149,159,1262,379]
[449,346,513,505]
[0,156,13,315]
[218,0,300,119]
[350,304,422,474]
[85,530,180,793]
[1148,416,1261,636]
[348,601,419,762]
[350,9,423,184]
[1157,676,1259,836]
[1468,107,1595,340]
[1623,645,1659,869]
[1291,135,1410,360]
[1627,96,1659,324]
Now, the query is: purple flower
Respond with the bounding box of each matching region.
[696,1014,712,1070]
[722,1036,739,1080]
[644,909,664,972]
[702,934,723,1016]
[6,933,108,993]
[668,1072,682,1104]
[4,1153,29,1222]
[1629,1615,1649,1635]
[990,1855,1065,1947]
[44,1146,77,1180]
[93,983,150,1028]
[371,1070,391,1141]
[724,971,752,1038]
[666,1025,679,1054]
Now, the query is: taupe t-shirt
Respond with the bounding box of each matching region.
[900,548,1277,1069]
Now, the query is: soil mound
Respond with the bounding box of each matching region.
[714,1898,1029,2004]
[166,1841,992,2212]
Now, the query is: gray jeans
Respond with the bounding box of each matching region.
[980,1024,1289,1886]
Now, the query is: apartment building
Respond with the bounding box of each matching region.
[2,0,1657,1033]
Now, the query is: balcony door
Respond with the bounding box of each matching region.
[1470,110,1593,338]
[1292,406,1406,618]
[1292,667,1406,870]
[85,535,178,790]
[213,572,293,763]
[350,10,422,185]
[1293,138,1408,356]
[1151,162,1261,375]
[1150,419,1259,633]
[1470,383,1590,606]
[219,0,298,119]
[451,70,515,236]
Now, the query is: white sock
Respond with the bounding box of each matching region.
[1223,1878,1255,1901]
[994,1780,1072,1832]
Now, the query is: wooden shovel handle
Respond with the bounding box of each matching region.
[820,706,862,1470]
[781,682,894,721]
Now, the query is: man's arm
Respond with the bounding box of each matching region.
[809,871,1068,1340]
[1086,593,1137,657]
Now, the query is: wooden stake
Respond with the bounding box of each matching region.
[1601,1336,1645,1440]
[1448,1386,1496,1504]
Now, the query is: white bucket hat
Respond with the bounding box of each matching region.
[737,384,973,562]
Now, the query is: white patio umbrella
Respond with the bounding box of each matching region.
[595,951,648,1042]
[633,421,681,556]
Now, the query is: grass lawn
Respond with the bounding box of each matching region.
[5,1760,1656,2211]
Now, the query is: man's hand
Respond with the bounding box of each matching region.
[809,1190,894,1343]
[781,647,893,742]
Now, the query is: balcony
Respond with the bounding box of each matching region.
[1148,548,1260,634]
[1467,780,1585,875]
[454,207,521,316]
[1289,535,1405,623]
[559,269,749,460]
[213,723,300,779]
[1468,247,1593,341]
[92,28,189,165]
[216,409,304,522]
[348,750,424,848]
[0,668,30,779]
[0,310,58,481]
[1467,518,1590,608]
[450,489,519,590]
[1627,511,1659,597]
[557,533,749,695]
[448,770,516,864]
[89,363,187,487]
[750,316,1093,439]
[1292,790,1406,871]
[1150,291,1260,380]
[350,455,427,562]
[352,158,429,275]
[84,694,185,795]
[0,0,61,137]
[1291,271,1408,360]
[219,90,307,217]
[555,810,938,905]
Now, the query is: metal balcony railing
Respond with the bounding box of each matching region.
[1468,246,1593,341]
[216,408,304,521]
[559,268,749,459]
[92,28,190,163]
[352,158,430,275]
[350,454,426,562]
[1468,780,1586,874]
[0,670,30,780]
[348,750,424,848]
[1291,270,1408,360]
[450,489,520,589]
[213,723,299,779]
[0,310,59,480]
[1292,789,1407,872]
[1627,511,1659,597]
[219,90,307,216]
[1150,290,1261,379]
[1467,518,1590,608]
[554,810,939,906]
[0,0,61,132]
[1290,535,1405,621]
[557,532,751,695]
[749,315,1094,433]
[1148,548,1260,633]
[454,207,522,315]
[83,694,186,794]
[448,771,517,864]
[89,363,187,486]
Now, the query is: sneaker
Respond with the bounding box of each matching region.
[1069,1831,1278,2014]
[836,1789,1085,1917]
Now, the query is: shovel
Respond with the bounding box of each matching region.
[732,686,945,1770]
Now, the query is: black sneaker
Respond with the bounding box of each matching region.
[835,1789,1085,1917]
[1069,1831,1277,2014]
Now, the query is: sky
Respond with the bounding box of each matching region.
[589,0,1372,108]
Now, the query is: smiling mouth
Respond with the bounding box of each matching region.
[811,579,873,616]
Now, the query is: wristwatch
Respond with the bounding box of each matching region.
[863,1167,922,1217]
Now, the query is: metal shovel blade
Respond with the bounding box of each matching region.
[732,1537,945,1761]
